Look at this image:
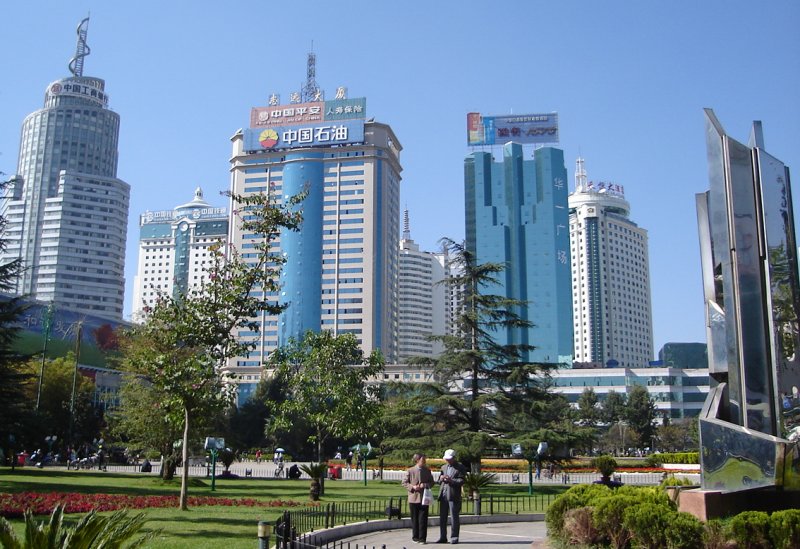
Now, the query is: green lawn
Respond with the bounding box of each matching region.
[0,468,565,548]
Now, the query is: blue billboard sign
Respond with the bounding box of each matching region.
[244,119,365,151]
[467,112,559,146]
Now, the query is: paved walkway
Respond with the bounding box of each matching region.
[334,520,548,548]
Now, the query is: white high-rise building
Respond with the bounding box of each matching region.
[568,157,653,368]
[398,210,445,360]
[0,19,129,319]
[131,188,228,322]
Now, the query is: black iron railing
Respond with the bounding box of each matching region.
[272,493,554,548]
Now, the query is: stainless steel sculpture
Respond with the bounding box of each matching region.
[697,109,800,492]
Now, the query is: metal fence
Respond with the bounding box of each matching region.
[272,494,554,548]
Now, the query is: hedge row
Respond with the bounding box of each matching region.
[646,452,700,466]
[545,485,800,548]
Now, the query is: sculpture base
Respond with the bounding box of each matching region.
[678,487,800,521]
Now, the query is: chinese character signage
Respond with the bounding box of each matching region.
[47,78,108,107]
[586,181,625,197]
[251,97,366,128]
[243,120,365,151]
[141,207,228,225]
[467,112,559,146]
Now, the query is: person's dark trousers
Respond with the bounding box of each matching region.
[438,499,460,541]
[410,502,429,541]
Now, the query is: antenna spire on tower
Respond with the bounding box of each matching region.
[301,50,321,102]
[68,16,91,77]
[575,156,588,192]
[403,208,411,240]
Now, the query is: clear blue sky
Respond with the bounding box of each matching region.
[2,1,798,356]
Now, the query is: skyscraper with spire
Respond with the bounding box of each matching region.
[398,209,447,360]
[1,18,130,319]
[568,157,653,367]
[227,53,401,400]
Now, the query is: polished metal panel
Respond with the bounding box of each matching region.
[726,136,773,435]
[757,149,800,441]
[698,109,799,492]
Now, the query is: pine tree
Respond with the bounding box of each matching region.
[0,176,32,464]
[423,238,558,472]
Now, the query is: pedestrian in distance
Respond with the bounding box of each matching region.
[436,448,466,544]
[402,453,435,544]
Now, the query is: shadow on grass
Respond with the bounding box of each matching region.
[142,516,259,527]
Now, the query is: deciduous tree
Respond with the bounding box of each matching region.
[267,330,384,462]
[121,190,301,510]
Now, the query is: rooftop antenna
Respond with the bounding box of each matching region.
[68,16,91,77]
[301,44,321,102]
[575,156,588,192]
[402,207,411,240]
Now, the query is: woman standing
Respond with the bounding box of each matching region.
[402,453,435,544]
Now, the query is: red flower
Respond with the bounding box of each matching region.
[0,492,310,518]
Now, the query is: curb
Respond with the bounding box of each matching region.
[298,513,545,545]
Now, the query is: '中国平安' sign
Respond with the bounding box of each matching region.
[251,98,366,128]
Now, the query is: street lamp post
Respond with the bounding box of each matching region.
[45,435,57,462]
[35,303,55,410]
[68,321,83,448]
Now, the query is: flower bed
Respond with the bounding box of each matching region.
[0,492,311,518]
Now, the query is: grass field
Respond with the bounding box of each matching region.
[0,468,567,548]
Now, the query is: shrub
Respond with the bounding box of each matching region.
[593,495,638,548]
[664,511,705,549]
[545,493,583,539]
[704,519,733,549]
[592,455,618,479]
[770,509,800,549]
[729,510,771,549]
[660,474,695,487]
[623,502,671,549]
[563,506,602,546]
[616,485,675,509]
[646,452,700,467]
[544,484,611,539]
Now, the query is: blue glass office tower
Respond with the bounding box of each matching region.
[464,143,573,364]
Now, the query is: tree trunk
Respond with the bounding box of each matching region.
[179,407,190,511]
[316,426,325,496]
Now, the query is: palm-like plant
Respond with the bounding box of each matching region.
[299,462,329,501]
[0,504,156,548]
[462,471,497,500]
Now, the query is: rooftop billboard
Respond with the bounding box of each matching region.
[467,112,559,146]
[251,97,366,128]
[243,119,365,151]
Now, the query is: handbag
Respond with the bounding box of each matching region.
[422,487,434,506]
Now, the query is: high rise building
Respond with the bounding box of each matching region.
[0,18,129,319]
[131,188,228,321]
[569,157,653,368]
[228,57,401,401]
[464,142,573,364]
[398,209,446,360]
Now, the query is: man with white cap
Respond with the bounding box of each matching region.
[436,448,466,544]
